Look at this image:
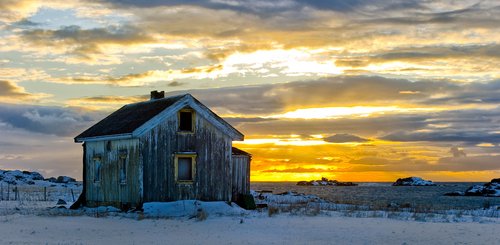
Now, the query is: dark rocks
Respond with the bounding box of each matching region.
[296,177,358,186]
[1,169,78,186]
[30,172,44,181]
[55,176,76,183]
[392,177,436,186]
[443,178,500,197]
[56,199,67,205]
[45,177,57,183]
[444,191,465,196]
[463,179,499,197]
[46,176,76,183]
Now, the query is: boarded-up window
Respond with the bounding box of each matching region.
[119,156,127,184]
[179,110,193,132]
[94,158,101,182]
[175,153,196,183]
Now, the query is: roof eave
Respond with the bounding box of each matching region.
[74,133,134,143]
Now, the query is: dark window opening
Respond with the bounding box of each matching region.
[177,157,192,181]
[119,157,126,184]
[179,111,193,131]
[106,141,112,151]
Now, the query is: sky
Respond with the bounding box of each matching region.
[0,0,499,181]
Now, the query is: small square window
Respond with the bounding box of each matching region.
[178,110,194,132]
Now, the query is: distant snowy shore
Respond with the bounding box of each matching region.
[0,169,80,187]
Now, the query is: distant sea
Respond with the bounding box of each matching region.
[251,182,500,210]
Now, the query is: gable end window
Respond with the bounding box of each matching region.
[174,153,196,183]
[178,109,194,132]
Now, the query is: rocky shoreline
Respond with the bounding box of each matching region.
[392,177,436,186]
[297,177,358,186]
[445,178,500,197]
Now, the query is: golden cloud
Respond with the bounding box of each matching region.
[0,80,50,103]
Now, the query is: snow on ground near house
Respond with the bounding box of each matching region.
[0,214,499,245]
[143,200,247,218]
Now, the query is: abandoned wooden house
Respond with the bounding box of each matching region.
[73,91,251,209]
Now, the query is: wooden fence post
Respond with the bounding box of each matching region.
[71,189,75,202]
[7,183,10,201]
[44,187,47,201]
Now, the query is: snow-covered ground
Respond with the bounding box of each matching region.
[0,213,498,245]
[0,171,498,244]
[0,193,497,244]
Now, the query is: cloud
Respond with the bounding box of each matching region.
[324,133,369,143]
[21,25,154,64]
[0,0,40,23]
[335,44,500,69]
[449,146,466,157]
[0,121,83,179]
[343,154,500,172]
[261,167,335,173]
[172,76,499,115]
[381,130,500,144]
[0,103,101,136]
[436,155,500,171]
[53,64,227,86]
[167,81,184,87]
[65,95,146,110]
[0,80,49,103]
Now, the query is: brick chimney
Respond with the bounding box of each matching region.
[150,90,165,100]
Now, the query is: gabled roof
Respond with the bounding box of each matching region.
[75,94,244,142]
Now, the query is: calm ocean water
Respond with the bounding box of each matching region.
[251,182,500,210]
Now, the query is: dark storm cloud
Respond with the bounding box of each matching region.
[0,103,100,137]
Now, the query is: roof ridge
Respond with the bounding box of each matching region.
[124,93,190,107]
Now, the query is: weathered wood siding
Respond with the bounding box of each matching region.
[140,110,233,202]
[231,154,250,201]
[85,139,142,208]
